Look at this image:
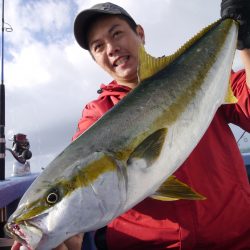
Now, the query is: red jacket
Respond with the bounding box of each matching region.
[73,70,250,250]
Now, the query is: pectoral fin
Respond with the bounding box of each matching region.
[151,175,206,201]
[127,128,167,168]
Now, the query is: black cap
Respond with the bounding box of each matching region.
[74,2,136,50]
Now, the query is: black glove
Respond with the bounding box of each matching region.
[221,0,250,49]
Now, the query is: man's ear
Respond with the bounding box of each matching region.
[136,25,145,45]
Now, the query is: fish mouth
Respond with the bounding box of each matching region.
[5,221,43,250]
[5,223,27,246]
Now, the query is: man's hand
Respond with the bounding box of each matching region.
[11,234,84,250]
[53,234,84,250]
[221,0,250,49]
[11,241,21,250]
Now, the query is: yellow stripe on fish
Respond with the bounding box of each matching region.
[14,154,117,222]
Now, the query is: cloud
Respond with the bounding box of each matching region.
[3,0,248,177]
[5,0,73,46]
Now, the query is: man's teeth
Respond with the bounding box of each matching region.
[115,56,129,66]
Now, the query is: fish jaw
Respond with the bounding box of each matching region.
[5,212,73,250]
[5,221,43,250]
[5,199,53,249]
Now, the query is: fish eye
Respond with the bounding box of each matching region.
[46,188,60,205]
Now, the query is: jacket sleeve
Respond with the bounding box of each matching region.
[223,69,250,132]
[72,102,102,141]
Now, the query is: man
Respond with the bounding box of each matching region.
[12,1,250,250]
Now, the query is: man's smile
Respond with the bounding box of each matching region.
[113,56,130,67]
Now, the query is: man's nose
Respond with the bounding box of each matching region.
[107,41,120,56]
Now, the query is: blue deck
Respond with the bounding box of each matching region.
[242,153,250,177]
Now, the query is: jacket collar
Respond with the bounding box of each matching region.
[97,80,131,97]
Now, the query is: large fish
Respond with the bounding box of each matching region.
[5,18,238,249]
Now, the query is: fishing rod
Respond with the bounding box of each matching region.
[0,1,31,180]
[0,0,6,180]
[0,0,13,180]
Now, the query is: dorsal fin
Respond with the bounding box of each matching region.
[138,46,173,82]
[138,19,225,82]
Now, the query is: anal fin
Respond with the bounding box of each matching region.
[151,175,206,201]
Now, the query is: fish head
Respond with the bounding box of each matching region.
[5,179,82,249]
[5,151,125,250]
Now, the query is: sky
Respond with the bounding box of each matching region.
[2,0,249,177]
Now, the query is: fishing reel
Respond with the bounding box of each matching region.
[7,133,32,164]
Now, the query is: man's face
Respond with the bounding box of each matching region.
[88,16,145,86]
